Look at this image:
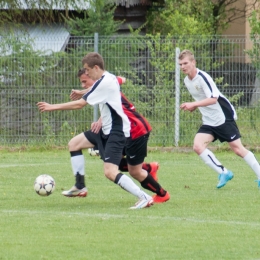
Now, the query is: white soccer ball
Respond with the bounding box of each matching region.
[34,174,56,196]
[88,148,100,156]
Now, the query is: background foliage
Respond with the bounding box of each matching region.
[0,0,260,147]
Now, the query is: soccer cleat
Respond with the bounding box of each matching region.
[149,162,159,181]
[152,191,170,203]
[255,180,260,188]
[129,196,154,209]
[62,186,87,197]
[216,171,234,189]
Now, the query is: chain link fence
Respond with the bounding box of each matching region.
[0,35,259,147]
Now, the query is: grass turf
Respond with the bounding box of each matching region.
[1,149,260,259]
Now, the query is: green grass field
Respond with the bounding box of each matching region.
[1,149,260,260]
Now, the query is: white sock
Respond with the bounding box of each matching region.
[243,151,260,179]
[70,153,85,176]
[199,149,228,174]
[116,174,151,199]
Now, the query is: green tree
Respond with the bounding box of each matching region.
[0,0,70,24]
[64,0,122,36]
[146,1,214,35]
[147,0,259,35]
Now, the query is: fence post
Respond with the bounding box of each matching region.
[93,32,99,122]
[175,47,180,147]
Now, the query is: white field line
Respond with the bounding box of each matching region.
[2,209,260,228]
[0,162,65,168]
[0,161,97,168]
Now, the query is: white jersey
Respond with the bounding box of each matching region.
[183,69,237,126]
[82,71,130,137]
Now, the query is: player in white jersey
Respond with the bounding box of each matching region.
[179,49,260,189]
[37,52,153,209]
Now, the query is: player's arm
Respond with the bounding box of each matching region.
[70,89,90,101]
[180,98,217,112]
[37,99,87,112]
[91,117,102,133]
[116,76,126,85]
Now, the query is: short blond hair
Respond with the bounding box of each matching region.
[178,50,195,61]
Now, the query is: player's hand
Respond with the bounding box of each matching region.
[37,102,53,112]
[91,121,102,134]
[117,76,126,84]
[180,102,196,112]
[70,89,83,101]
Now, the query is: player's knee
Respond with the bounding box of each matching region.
[193,143,202,155]
[68,139,76,151]
[230,144,248,158]
[233,147,247,158]
[104,170,116,181]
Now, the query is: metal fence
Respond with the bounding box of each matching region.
[0,35,260,147]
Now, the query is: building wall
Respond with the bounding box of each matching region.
[222,0,246,36]
[222,0,259,62]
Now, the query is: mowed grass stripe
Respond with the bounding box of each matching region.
[2,209,260,228]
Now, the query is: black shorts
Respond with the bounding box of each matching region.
[197,120,241,143]
[125,133,149,166]
[84,130,126,166]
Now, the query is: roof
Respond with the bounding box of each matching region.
[0,24,70,55]
[24,24,70,54]
[0,0,151,10]
[0,0,90,10]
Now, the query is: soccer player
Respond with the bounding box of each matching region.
[70,69,170,203]
[37,52,153,209]
[179,49,260,188]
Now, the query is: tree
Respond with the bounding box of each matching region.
[147,0,259,35]
[211,0,259,33]
[64,0,122,36]
[0,0,68,24]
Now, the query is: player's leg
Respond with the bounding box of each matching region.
[194,131,233,188]
[118,157,128,172]
[229,138,260,187]
[103,133,153,209]
[126,134,170,203]
[62,132,95,197]
[128,164,170,203]
[118,148,129,172]
[142,162,159,181]
[119,156,159,181]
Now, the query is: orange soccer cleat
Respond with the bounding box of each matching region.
[152,191,170,204]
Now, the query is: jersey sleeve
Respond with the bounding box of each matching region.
[116,76,123,85]
[200,75,220,99]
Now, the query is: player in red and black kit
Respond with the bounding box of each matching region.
[116,76,170,203]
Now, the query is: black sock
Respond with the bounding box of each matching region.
[114,173,123,184]
[140,174,167,196]
[75,172,85,189]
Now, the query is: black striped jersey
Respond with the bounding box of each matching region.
[116,77,152,139]
[120,92,152,140]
